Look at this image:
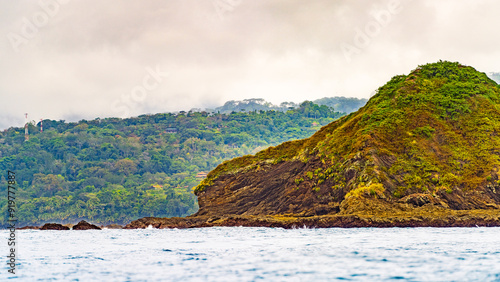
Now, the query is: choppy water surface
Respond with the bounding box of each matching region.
[2,227,500,281]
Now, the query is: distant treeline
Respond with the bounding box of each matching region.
[210,97,367,115]
[0,101,350,227]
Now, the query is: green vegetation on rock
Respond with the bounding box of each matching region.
[194,61,500,219]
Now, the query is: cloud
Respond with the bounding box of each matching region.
[1,0,499,129]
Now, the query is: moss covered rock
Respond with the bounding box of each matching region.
[192,61,500,220]
[128,61,500,228]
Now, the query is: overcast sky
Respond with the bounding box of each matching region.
[1,0,499,129]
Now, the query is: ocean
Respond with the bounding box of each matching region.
[2,227,500,281]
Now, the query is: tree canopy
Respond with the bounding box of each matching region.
[0,101,347,227]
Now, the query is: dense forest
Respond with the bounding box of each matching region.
[0,100,353,227]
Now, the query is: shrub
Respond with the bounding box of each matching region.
[306,171,314,179]
[345,183,385,199]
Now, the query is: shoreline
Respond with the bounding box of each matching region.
[123,209,500,229]
[10,209,500,230]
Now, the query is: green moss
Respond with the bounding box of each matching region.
[194,178,214,194]
[345,183,385,199]
[313,168,323,175]
[413,125,435,138]
[306,171,314,180]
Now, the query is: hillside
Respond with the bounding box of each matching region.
[0,101,344,227]
[127,61,500,228]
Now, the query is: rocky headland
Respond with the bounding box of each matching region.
[124,62,500,228]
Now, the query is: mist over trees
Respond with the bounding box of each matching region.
[210,97,367,115]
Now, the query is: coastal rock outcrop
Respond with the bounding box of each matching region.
[40,223,70,230]
[73,220,101,230]
[127,61,500,229]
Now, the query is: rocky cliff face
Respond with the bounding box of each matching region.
[193,62,500,220]
[127,61,500,228]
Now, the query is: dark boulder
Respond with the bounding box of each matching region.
[40,223,70,230]
[73,220,101,230]
[399,193,434,207]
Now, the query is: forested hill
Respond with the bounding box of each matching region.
[188,61,500,228]
[0,101,346,227]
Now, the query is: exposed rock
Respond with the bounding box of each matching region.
[72,220,101,230]
[40,223,70,230]
[124,216,208,229]
[399,193,435,207]
[102,224,123,229]
[126,210,500,229]
[18,226,40,230]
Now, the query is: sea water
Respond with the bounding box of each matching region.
[2,227,500,281]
